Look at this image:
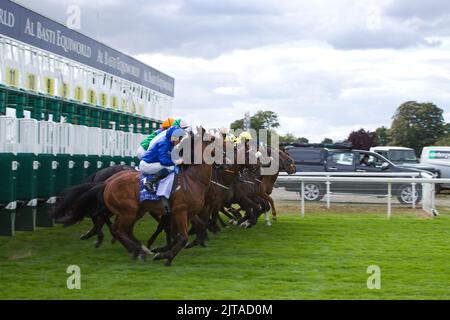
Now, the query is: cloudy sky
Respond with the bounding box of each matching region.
[17,0,450,142]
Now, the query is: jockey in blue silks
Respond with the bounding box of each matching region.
[139,126,186,193]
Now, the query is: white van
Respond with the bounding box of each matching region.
[421,147,450,189]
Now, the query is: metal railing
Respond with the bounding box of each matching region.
[277,172,450,218]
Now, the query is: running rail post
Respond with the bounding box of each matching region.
[326,176,331,209]
[301,180,305,218]
[431,183,436,215]
[411,180,416,209]
[387,182,392,219]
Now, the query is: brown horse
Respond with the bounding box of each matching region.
[102,129,216,265]
[51,128,215,266]
[258,145,297,221]
[222,145,296,227]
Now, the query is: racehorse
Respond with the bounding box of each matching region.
[52,128,216,266]
[50,164,135,247]
[223,145,296,227]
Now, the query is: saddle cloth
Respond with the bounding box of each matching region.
[139,172,176,202]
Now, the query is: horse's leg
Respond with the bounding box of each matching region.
[80,217,98,241]
[185,215,206,249]
[228,206,243,219]
[112,215,142,258]
[110,216,118,244]
[103,212,117,243]
[154,209,189,266]
[262,193,277,221]
[150,214,173,253]
[217,214,227,228]
[220,208,239,225]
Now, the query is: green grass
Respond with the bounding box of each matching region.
[0,208,450,300]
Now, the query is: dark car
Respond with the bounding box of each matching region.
[370,146,441,193]
[276,144,430,204]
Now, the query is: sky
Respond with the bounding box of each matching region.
[16,0,450,142]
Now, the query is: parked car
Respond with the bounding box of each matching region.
[421,146,450,190]
[370,146,441,193]
[276,144,429,204]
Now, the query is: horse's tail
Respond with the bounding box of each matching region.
[54,182,107,228]
[59,183,107,227]
[50,183,99,219]
[85,171,97,182]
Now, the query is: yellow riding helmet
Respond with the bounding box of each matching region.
[225,133,236,142]
[162,118,175,129]
[239,131,252,141]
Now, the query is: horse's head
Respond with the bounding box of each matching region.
[278,146,296,174]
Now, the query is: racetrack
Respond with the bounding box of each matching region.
[0,205,449,299]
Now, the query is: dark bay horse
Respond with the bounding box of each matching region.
[223,145,296,227]
[50,164,135,247]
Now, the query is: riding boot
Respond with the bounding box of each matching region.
[144,168,171,193]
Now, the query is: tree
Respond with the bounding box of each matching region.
[389,101,447,154]
[374,126,390,146]
[279,133,297,144]
[321,138,333,144]
[346,128,377,150]
[435,135,450,146]
[296,137,309,144]
[230,110,280,131]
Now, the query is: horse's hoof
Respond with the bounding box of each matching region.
[150,246,166,254]
[164,260,172,267]
[141,245,153,255]
[185,241,197,249]
[138,253,147,262]
[80,234,89,240]
[94,240,103,248]
[240,221,250,228]
[153,253,164,261]
[200,242,207,248]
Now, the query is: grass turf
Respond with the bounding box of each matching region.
[0,207,449,300]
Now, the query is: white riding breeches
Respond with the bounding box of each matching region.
[137,146,146,160]
[139,161,174,175]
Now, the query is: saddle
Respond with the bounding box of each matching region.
[139,170,180,203]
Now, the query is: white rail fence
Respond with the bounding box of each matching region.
[277,172,450,218]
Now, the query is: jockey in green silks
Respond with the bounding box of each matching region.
[136,118,189,160]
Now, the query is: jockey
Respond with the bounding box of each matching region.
[235,131,252,146]
[139,126,186,193]
[137,118,174,159]
[137,118,189,159]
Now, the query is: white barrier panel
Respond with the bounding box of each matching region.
[72,125,89,156]
[88,127,102,156]
[112,130,124,157]
[17,118,39,154]
[55,123,74,155]
[123,132,134,157]
[0,116,18,154]
[101,129,114,156]
[38,121,57,155]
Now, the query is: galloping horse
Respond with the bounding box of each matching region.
[50,164,135,247]
[52,128,217,266]
[223,145,296,227]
